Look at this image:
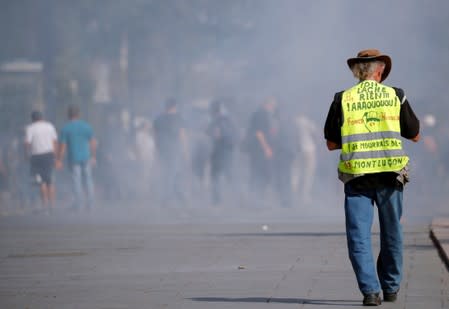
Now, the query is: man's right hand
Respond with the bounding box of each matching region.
[326,140,341,151]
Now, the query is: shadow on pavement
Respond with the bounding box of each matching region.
[215,232,347,237]
[190,297,360,306]
[216,229,427,238]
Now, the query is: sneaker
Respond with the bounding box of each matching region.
[383,291,398,302]
[363,293,381,306]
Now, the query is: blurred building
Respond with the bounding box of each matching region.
[0,60,43,133]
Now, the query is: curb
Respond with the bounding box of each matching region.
[430,228,449,270]
[430,218,449,271]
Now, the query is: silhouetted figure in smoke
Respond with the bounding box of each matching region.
[292,112,318,204]
[56,105,97,210]
[207,100,236,204]
[97,111,130,201]
[24,111,58,212]
[153,98,188,205]
[245,97,294,207]
[134,118,156,197]
[246,98,277,195]
[189,105,211,197]
[245,98,279,202]
[271,110,296,208]
[191,129,210,190]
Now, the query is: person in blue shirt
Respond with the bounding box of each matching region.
[56,105,97,210]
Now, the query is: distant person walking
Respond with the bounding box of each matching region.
[56,105,97,210]
[207,100,236,204]
[324,49,420,306]
[246,97,278,195]
[293,113,318,203]
[153,98,188,205]
[271,110,296,208]
[24,111,58,212]
[135,118,156,196]
[246,97,294,206]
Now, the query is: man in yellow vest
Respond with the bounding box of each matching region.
[324,49,420,306]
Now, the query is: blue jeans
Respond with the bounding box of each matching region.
[344,183,403,295]
[70,162,94,208]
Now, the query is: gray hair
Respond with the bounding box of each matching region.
[351,61,385,81]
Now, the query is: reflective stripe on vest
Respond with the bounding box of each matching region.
[339,80,409,175]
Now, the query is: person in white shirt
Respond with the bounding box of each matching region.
[25,111,58,211]
[292,114,318,203]
[135,119,156,193]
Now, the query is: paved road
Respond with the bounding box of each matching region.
[0,208,448,309]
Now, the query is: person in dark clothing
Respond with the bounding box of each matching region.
[246,97,279,194]
[246,97,295,207]
[207,100,236,204]
[153,98,188,204]
[271,112,297,208]
[324,49,420,306]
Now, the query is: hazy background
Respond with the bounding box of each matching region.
[0,0,448,224]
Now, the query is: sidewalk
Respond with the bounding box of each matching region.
[0,212,448,308]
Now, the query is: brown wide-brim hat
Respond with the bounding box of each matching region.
[347,49,392,82]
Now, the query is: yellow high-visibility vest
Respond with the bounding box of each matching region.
[339,80,408,175]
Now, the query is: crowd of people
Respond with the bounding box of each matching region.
[0,97,323,215]
[0,95,448,218]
